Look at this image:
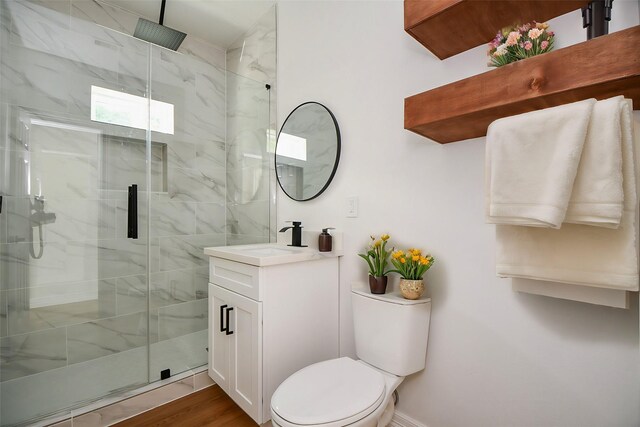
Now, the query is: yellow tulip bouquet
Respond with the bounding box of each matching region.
[358,234,392,277]
[389,248,435,280]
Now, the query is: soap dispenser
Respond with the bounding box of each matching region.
[318,228,335,252]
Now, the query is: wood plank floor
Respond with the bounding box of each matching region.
[113,385,258,427]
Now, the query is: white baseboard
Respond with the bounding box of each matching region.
[390,410,428,427]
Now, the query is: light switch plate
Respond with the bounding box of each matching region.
[347,196,358,218]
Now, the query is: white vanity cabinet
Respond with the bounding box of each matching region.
[206,250,340,424]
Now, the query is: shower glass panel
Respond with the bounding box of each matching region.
[226,72,272,245]
[147,45,228,381]
[0,1,150,424]
[0,0,274,425]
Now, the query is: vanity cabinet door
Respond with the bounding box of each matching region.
[208,283,263,424]
[209,284,231,392]
[225,288,263,423]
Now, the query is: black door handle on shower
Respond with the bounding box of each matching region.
[220,304,228,333]
[127,184,138,239]
[225,306,234,335]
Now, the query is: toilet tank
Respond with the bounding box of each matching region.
[352,288,431,377]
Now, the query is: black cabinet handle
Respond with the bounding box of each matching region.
[225,307,234,335]
[220,304,228,333]
[127,184,138,239]
[0,195,3,214]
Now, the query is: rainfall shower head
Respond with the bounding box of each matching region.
[133,0,186,51]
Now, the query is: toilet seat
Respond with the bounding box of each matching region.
[271,357,386,426]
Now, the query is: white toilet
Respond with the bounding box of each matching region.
[270,287,431,427]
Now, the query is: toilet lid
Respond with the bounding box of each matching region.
[271,357,386,425]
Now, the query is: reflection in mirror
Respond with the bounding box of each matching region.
[276,102,340,201]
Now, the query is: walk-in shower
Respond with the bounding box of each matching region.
[0,0,275,425]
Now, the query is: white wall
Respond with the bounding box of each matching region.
[276,1,640,426]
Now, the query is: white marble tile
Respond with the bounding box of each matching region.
[150,269,199,308]
[194,267,209,300]
[149,237,160,274]
[166,140,197,169]
[227,200,270,238]
[196,138,226,172]
[115,275,145,316]
[3,196,30,243]
[150,197,196,237]
[66,238,147,282]
[149,330,207,382]
[71,0,138,36]
[168,166,226,203]
[101,135,155,193]
[189,68,226,138]
[116,34,149,96]
[0,363,72,426]
[8,0,71,46]
[195,202,226,235]
[0,345,152,425]
[153,47,196,87]
[226,5,276,85]
[1,48,70,113]
[157,298,207,342]
[6,279,116,335]
[0,290,7,338]
[194,369,215,391]
[26,0,72,18]
[159,234,225,272]
[65,344,148,407]
[0,327,67,381]
[227,164,270,205]
[28,142,99,200]
[226,75,270,152]
[14,199,118,243]
[179,35,226,69]
[66,311,147,365]
[0,240,68,289]
[226,234,269,247]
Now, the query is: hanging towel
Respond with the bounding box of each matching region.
[564,96,625,228]
[485,98,595,228]
[495,100,638,291]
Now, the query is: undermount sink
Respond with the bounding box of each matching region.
[203,243,334,267]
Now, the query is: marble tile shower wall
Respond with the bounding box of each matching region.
[226,6,277,245]
[0,1,232,423]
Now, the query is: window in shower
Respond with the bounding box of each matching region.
[90,85,175,135]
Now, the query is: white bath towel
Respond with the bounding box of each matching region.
[495,101,638,291]
[564,96,625,228]
[486,98,595,228]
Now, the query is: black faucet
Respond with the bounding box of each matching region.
[279,221,307,247]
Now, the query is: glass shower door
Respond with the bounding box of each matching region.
[0,1,151,424]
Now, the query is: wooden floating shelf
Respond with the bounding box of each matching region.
[404,25,640,144]
[405,0,589,60]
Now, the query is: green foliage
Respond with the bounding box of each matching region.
[358,234,392,277]
[388,249,435,280]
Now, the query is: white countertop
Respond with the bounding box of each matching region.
[204,242,343,267]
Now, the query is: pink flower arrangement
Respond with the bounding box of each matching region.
[487,21,555,67]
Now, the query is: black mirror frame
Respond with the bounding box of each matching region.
[275,101,341,202]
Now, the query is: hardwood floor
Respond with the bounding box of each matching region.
[114,385,258,427]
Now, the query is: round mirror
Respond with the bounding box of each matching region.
[276,102,341,201]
